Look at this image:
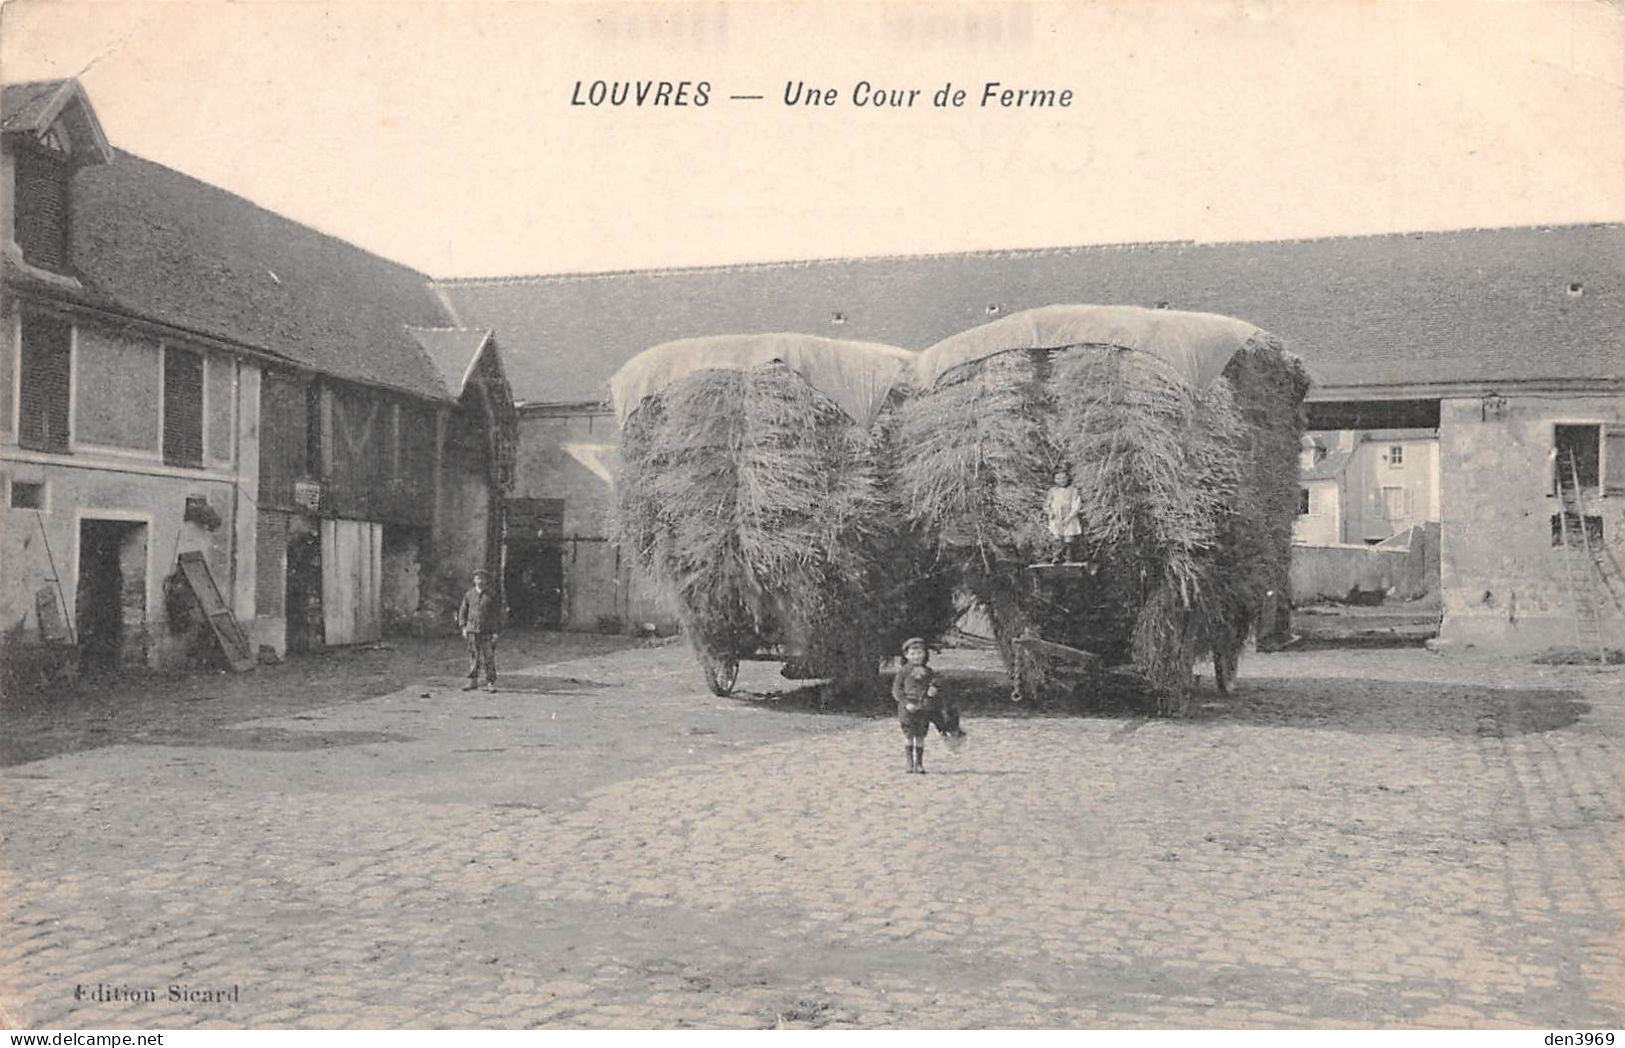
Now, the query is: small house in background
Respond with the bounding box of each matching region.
[1294,428,1440,548]
[440,224,1624,656]
[1293,434,1349,546]
[1,79,515,677]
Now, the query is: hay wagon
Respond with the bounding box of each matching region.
[898,304,1309,713]
[611,333,951,698]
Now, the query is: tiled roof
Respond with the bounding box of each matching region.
[2,80,68,131]
[406,326,493,398]
[1301,447,1355,482]
[1359,428,1437,443]
[437,225,1625,406]
[38,149,457,401]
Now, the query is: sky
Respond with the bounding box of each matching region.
[2,0,1622,278]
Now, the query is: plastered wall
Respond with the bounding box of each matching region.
[0,285,261,668]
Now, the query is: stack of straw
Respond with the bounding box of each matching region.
[898,305,1309,709]
[613,334,954,699]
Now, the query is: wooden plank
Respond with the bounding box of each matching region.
[320,519,343,645]
[357,521,381,643]
[1026,562,1096,579]
[321,519,383,645]
[1013,634,1101,669]
[176,551,256,671]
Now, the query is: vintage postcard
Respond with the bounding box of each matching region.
[1,0,1621,1034]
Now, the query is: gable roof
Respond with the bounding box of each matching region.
[2,79,113,162]
[30,149,458,400]
[2,80,66,131]
[437,224,1625,407]
[406,326,494,398]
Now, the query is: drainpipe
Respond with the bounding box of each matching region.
[228,357,242,609]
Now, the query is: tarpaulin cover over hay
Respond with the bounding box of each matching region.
[898,304,1309,709]
[612,333,954,697]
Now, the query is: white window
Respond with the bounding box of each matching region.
[1382,486,1408,520]
[1388,445,1404,467]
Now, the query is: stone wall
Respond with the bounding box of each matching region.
[1437,393,1625,653]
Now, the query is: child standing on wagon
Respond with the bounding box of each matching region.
[1046,465,1084,564]
[894,637,963,774]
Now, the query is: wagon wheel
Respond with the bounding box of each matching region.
[701,653,740,696]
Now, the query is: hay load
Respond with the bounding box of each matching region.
[898,304,1309,710]
[612,333,953,698]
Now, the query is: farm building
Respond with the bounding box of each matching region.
[8,77,1613,669]
[1,79,516,678]
[438,223,1623,656]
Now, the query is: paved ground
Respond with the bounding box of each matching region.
[1,636,1621,1029]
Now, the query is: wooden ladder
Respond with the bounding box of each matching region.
[1568,455,1625,613]
[1556,452,1616,664]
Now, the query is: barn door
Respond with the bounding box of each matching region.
[320,519,383,645]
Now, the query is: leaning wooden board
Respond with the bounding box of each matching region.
[177,551,257,671]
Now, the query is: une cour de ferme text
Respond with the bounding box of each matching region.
[570,80,1073,109]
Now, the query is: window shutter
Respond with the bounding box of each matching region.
[1606,425,1625,496]
[14,146,70,272]
[258,370,309,507]
[163,348,204,467]
[18,313,71,452]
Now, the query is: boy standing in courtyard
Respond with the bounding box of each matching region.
[893,637,964,773]
[457,568,502,692]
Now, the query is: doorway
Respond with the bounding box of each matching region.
[285,527,324,654]
[75,519,148,670]
[504,497,565,629]
[505,540,563,628]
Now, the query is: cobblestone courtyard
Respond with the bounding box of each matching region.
[2,638,1621,1029]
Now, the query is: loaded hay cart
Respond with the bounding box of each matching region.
[897,304,1309,714]
[611,333,953,699]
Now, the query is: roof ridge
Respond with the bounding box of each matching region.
[433,222,1625,287]
[1,78,73,91]
[436,239,1196,286]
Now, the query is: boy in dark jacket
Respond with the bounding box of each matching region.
[457,569,502,692]
[893,637,964,773]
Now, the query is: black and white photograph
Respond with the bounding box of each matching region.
[0,0,1621,1033]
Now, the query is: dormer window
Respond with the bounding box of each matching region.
[5,80,114,276]
[36,124,70,155]
[14,133,72,273]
